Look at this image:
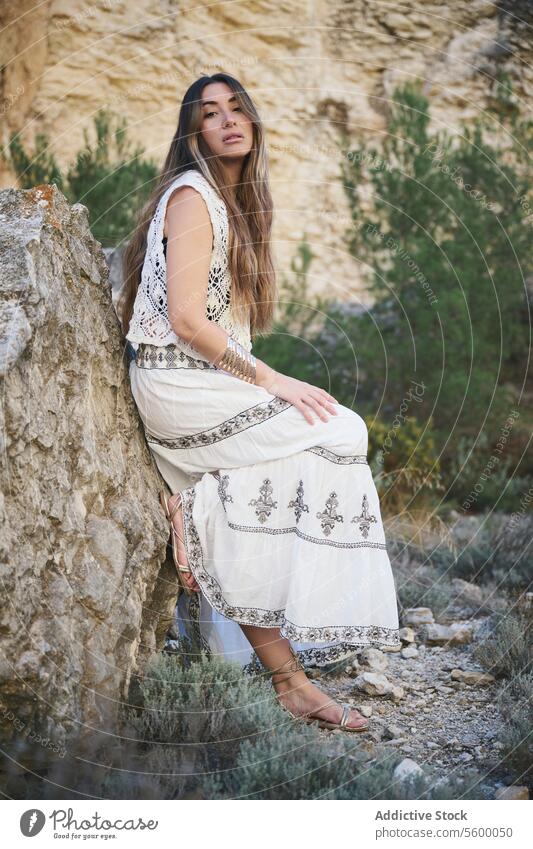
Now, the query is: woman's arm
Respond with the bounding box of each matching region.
[165,186,338,425]
[165,186,276,390]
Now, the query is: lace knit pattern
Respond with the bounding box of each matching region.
[126,169,252,356]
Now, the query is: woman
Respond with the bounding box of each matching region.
[119,72,401,732]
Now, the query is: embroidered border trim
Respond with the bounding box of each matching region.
[306,446,367,465]
[166,602,384,672]
[136,343,218,371]
[226,522,387,549]
[147,396,292,449]
[146,414,370,458]
[180,484,400,646]
[243,642,370,672]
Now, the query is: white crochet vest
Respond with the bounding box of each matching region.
[125,168,252,357]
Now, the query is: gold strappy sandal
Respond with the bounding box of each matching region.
[159,488,197,596]
[270,645,369,733]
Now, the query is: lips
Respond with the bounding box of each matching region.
[223,133,244,142]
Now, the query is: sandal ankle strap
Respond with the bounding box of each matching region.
[168,492,183,522]
[269,646,304,682]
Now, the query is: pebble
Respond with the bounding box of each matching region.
[385,724,404,739]
[423,622,474,646]
[353,671,396,697]
[393,758,425,781]
[401,646,419,659]
[450,669,496,685]
[358,647,389,673]
[399,626,416,643]
[403,607,435,626]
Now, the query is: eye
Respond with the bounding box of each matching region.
[205,111,216,118]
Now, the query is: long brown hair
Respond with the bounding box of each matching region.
[118,72,276,340]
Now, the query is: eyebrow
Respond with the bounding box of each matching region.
[201,94,237,108]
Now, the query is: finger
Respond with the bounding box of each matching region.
[303,395,330,423]
[310,392,338,414]
[296,401,316,425]
[309,385,338,402]
[308,387,339,408]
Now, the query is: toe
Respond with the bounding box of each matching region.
[347,709,368,728]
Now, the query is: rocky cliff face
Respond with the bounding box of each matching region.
[0,184,178,765]
[1,1,531,298]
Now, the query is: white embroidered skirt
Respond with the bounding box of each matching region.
[129,343,401,670]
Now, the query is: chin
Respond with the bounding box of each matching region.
[219,147,251,159]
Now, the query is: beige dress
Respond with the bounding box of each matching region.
[126,168,401,671]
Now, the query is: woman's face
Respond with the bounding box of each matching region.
[199,81,253,161]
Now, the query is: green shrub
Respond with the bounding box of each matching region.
[396,571,457,620]
[339,79,531,511]
[9,108,158,246]
[430,514,532,595]
[202,736,483,800]
[201,720,368,799]
[124,650,293,774]
[420,768,487,800]
[100,744,194,800]
[496,671,533,781]
[8,132,63,189]
[474,609,532,678]
[446,542,495,584]
[447,432,533,515]
[252,240,334,386]
[366,414,444,514]
[489,514,533,594]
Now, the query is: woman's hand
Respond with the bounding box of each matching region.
[260,371,339,425]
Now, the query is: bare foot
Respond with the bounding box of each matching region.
[272,670,368,729]
[168,494,201,593]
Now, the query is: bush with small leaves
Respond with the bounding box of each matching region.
[430,513,532,596]
[396,571,457,620]
[9,108,158,246]
[496,671,533,782]
[201,725,379,800]
[100,744,196,800]
[124,651,292,775]
[474,609,532,679]
[201,736,484,800]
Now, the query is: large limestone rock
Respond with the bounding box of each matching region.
[0,184,179,761]
[1,1,531,300]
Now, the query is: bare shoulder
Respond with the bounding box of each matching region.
[164,184,211,239]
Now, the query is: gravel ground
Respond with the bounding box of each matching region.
[303,617,525,800]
